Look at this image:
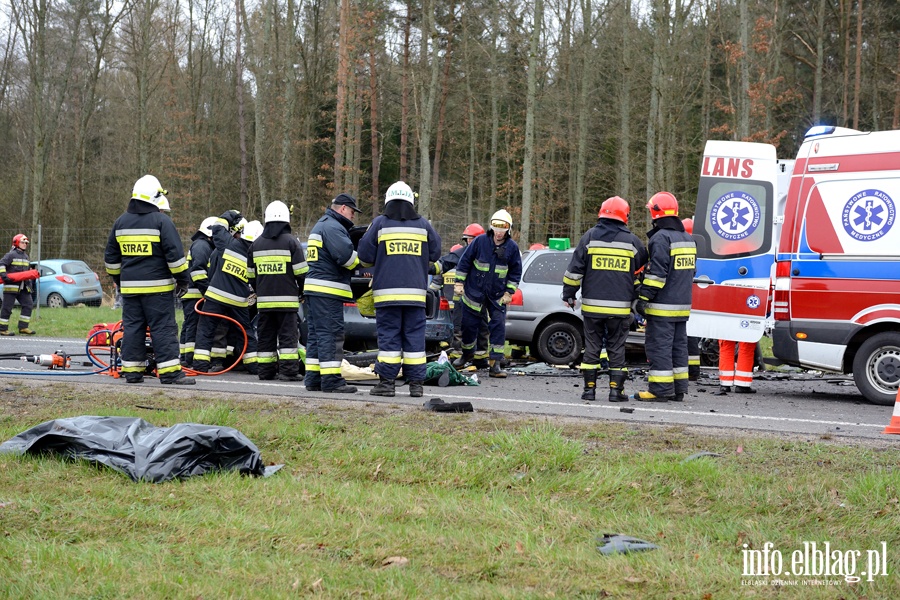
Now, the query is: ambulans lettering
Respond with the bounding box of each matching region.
[387,240,421,255]
[710,191,761,241]
[591,256,630,272]
[674,255,696,269]
[841,189,895,242]
[120,241,151,256]
[702,157,754,179]
[257,262,286,275]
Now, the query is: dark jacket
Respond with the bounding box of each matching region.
[204,224,253,307]
[563,218,648,317]
[456,232,522,309]
[0,247,31,294]
[249,232,308,311]
[104,199,188,295]
[303,208,360,300]
[184,235,214,300]
[637,217,696,320]
[357,213,442,308]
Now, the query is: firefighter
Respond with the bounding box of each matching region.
[303,193,362,393]
[358,181,442,397]
[630,192,696,402]
[562,197,648,402]
[0,234,37,336]
[682,217,701,381]
[452,209,522,378]
[191,213,259,374]
[431,223,489,364]
[250,200,308,381]
[180,217,218,366]
[104,175,194,384]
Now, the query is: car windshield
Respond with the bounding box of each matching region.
[61,262,90,275]
[523,253,571,285]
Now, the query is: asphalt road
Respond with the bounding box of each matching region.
[1,335,897,443]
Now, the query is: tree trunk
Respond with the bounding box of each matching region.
[520,0,543,248]
[334,0,352,191]
[617,0,632,200]
[369,39,381,218]
[853,0,863,129]
[572,0,591,236]
[416,0,441,218]
[236,0,248,212]
[645,0,662,197]
[431,36,453,199]
[400,5,411,181]
[841,0,850,125]
[813,0,825,123]
[738,0,750,139]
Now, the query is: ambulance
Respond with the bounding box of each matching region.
[688,126,900,406]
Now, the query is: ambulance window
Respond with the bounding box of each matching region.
[695,180,772,259]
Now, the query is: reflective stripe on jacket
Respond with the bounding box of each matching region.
[303,208,359,300]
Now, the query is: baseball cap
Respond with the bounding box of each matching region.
[333,193,361,213]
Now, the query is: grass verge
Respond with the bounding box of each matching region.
[0,382,898,598]
[6,306,183,339]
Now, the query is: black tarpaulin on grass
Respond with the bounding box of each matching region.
[0,415,271,482]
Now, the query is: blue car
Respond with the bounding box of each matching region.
[30,259,104,307]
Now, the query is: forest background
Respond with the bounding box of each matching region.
[0,0,897,272]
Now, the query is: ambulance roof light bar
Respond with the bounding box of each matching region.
[804,125,836,139]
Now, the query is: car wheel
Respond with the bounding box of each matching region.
[699,338,719,367]
[852,332,900,406]
[535,320,582,366]
[47,292,67,308]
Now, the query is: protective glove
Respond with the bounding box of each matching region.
[454,282,464,297]
[247,293,257,306]
[563,296,576,309]
[428,279,442,292]
[500,291,513,306]
[428,263,437,276]
[175,281,189,299]
[633,298,648,317]
[219,210,243,228]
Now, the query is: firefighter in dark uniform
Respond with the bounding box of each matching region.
[562,197,648,402]
[682,217,701,381]
[103,175,194,384]
[453,209,523,378]
[179,217,217,366]
[191,213,259,374]
[303,193,361,393]
[250,200,308,381]
[631,192,696,402]
[0,234,37,336]
[431,223,490,365]
[358,181,442,398]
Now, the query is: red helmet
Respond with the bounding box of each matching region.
[462,223,485,239]
[12,234,28,249]
[598,196,630,224]
[529,243,546,250]
[681,217,694,235]
[450,244,463,252]
[646,191,679,220]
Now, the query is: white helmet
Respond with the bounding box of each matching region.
[132,175,169,211]
[385,181,415,204]
[241,220,263,242]
[490,209,513,231]
[264,200,290,223]
[198,217,218,237]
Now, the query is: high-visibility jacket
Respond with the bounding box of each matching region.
[0,247,32,294]
[104,199,188,295]
[563,218,648,317]
[183,235,214,300]
[249,232,308,310]
[637,219,695,320]
[456,233,522,309]
[204,224,253,307]
[357,215,442,307]
[303,208,359,300]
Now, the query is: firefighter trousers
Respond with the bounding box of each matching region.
[257,310,301,379]
[120,293,183,382]
[450,302,489,358]
[304,295,348,391]
[192,299,258,373]
[0,288,34,331]
[461,301,506,361]
[373,305,427,382]
[644,318,689,398]
[583,314,631,375]
[179,298,199,364]
[687,336,701,379]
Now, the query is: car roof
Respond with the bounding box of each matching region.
[32,259,88,267]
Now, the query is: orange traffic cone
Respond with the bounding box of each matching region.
[883,389,900,435]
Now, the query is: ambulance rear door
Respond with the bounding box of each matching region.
[687,140,783,342]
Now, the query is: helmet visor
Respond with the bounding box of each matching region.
[491,219,510,231]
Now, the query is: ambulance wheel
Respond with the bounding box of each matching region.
[535,320,582,366]
[852,332,900,406]
[47,293,66,308]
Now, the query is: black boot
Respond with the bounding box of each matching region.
[409,380,424,397]
[370,376,396,397]
[452,349,475,369]
[488,359,507,378]
[581,369,597,401]
[713,386,730,396]
[608,371,628,402]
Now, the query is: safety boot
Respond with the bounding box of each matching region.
[18,328,36,335]
[472,358,490,370]
[370,376,395,397]
[409,381,424,398]
[581,369,597,401]
[161,372,196,385]
[608,372,628,402]
[713,386,731,396]
[0,329,13,337]
[630,391,671,402]
[452,349,475,370]
[734,386,757,394]
[488,359,507,378]
[323,383,357,393]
